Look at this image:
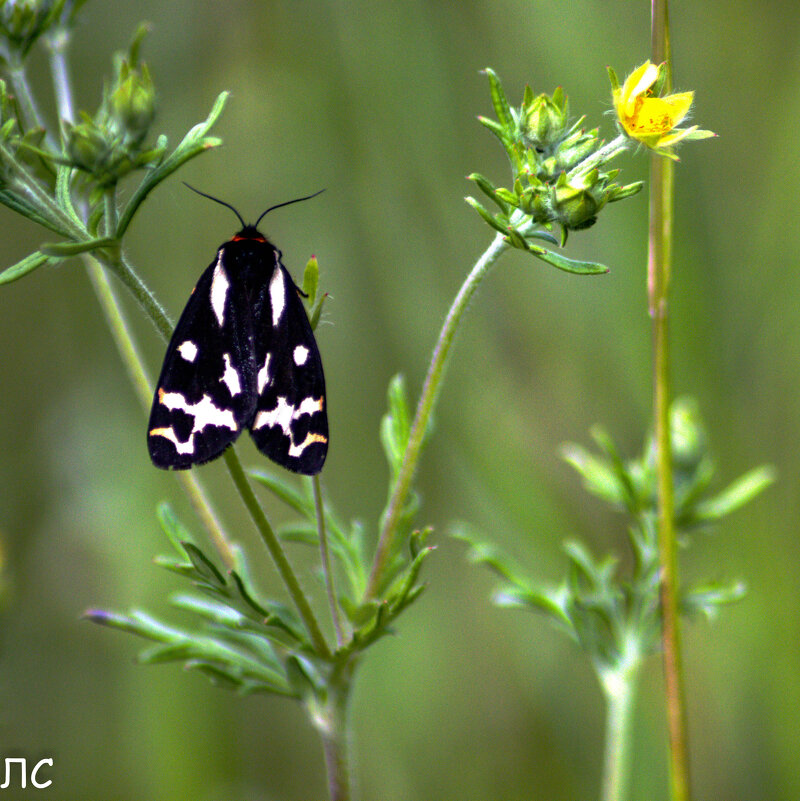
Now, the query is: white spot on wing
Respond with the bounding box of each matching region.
[210,253,229,326]
[150,390,237,455]
[220,353,242,396]
[252,394,326,457]
[253,396,294,434]
[178,340,198,362]
[293,345,309,366]
[257,352,272,394]
[269,264,286,328]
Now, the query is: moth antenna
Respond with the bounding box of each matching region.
[254,189,325,228]
[183,182,246,229]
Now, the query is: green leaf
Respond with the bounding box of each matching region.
[477,114,510,145]
[682,580,747,620]
[115,91,228,238]
[494,586,574,629]
[301,255,319,304]
[380,374,412,476]
[182,542,227,587]
[156,502,196,552]
[530,247,609,275]
[468,172,508,214]
[693,464,776,522]
[39,236,118,257]
[249,469,313,517]
[0,250,60,285]
[465,196,509,236]
[482,68,513,130]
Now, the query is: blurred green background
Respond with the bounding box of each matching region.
[0,1,797,799]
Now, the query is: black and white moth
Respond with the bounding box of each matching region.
[148,189,328,475]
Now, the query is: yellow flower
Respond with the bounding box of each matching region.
[610,61,713,158]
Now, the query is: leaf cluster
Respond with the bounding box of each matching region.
[0,11,227,287]
[89,374,434,700]
[456,398,773,681]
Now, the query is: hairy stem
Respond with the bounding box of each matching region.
[568,134,628,178]
[365,231,510,598]
[650,3,691,800]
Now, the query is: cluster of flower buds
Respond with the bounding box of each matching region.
[468,69,643,265]
[63,24,160,190]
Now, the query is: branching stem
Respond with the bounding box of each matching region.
[365,231,510,598]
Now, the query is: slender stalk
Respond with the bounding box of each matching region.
[650,3,691,800]
[223,449,331,658]
[315,475,344,648]
[318,660,356,801]
[568,134,627,178]
[599,661,640,801]
[82,252,236,568]
[105,253,173,341]
[6,62,56,150]
[365,231,509,598]
[46,28,76,125]
[44,29,236,569]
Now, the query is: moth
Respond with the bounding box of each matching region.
[147,187,328,475]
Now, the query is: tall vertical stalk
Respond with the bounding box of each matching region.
[650,3,691,800]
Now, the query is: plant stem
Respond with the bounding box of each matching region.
[568,134,628,179]
[7,62,56,150]
[599,661,640,801]
[223,449,331,659]
[318,660,356,801]
[650,3,691,800]
[43,27,237,570]
[365,231,509,598]
[315,475,344,648]
[82,251,236,569]
[46,27,76,125]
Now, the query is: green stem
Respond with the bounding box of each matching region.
[365,231,510,598]
[82,252,236,569]
[104,185,118,237]
[315,475,344,648]
[650,3,691,800]
[42,20,236,570]
[318,659,356,801]
[7,63,56,150]
[223,449,331,659]
[0,141,84,238]
[599,661,640,801]
[568,134,628,178]
[46,27,76,125]
[104,253,173,341]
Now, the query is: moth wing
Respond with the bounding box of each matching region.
[248,257,328,474]
[148,250,256,469]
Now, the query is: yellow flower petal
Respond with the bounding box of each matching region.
[622,62,660,117]
[662,91,694,126]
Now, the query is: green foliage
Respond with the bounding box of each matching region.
[456,398,773,679]
[0,9,226,288]
[467,68,643,270]
[89,370,436,700]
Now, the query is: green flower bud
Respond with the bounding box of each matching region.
[65,116,111,172]
[549,171,606,230]
[522,88,568,150]
[0,0,55,58]
[110,61,156,140]
[670,397,707,470]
